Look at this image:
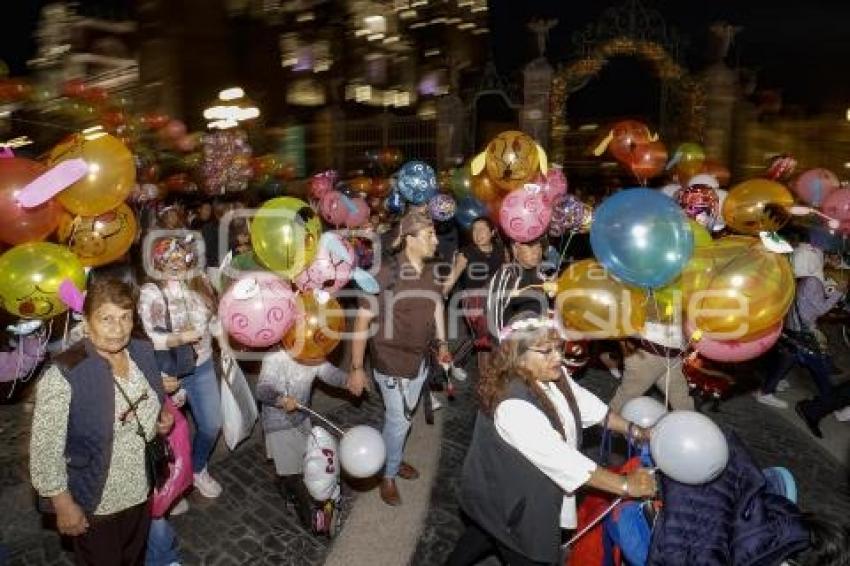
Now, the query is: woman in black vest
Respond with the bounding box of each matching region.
[30,278,173,565]
[447,312,657,566]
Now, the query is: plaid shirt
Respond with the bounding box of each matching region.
[138,280,218,365]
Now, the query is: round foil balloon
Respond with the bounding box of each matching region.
[591,189,693,288]
[310,170,338,202]
[499,186,551,243]
[320,191,351,227]
[455,196,488,230]
[549,194,592,237]
[294,233,356,294]
[540,165,567,206]
[822,189,850,234]
[385,189,406,215]
[723,179,793,235]
[428,193,457,222]
[397,161,438,204]
[48,132,135,216]
[677,184,719,222]
[343,196,370,228]
[765,154,797,182]
[251,197,322,278]
[608,120,652,164]
[671,142,706,180]
[282,292,346,364]
[0,157,61,245]
[450,167,472,199]
[556,259,647,338]
[57,203,138,267]
[219,272,297,348]
[485,131,540,191]
[471,173,503,204]
[629,141,668,181]
[0,242,86,319]
[794,168,839,208]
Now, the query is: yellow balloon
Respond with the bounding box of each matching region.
[57,203,138,267]
[0,242,86,319]
[556,259,647,338]
[682,236,794,339]
[485,131,540,191]
[250,197,322,278]
[651,220,712,322]
[49,133,135,216]
[722,179,793,235]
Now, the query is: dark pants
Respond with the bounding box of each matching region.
[73,501,151,566]
[799,380,850,423]
[762,344,833,398]
[445,520,558,566]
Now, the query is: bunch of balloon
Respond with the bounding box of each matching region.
[282,291,346,365]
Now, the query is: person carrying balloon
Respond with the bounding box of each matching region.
[446,311,656,566]
[256,347,356,530]
[347,209,451,506]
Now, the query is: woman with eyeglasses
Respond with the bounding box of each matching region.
[30,278,173,565]
[446,312,657,566]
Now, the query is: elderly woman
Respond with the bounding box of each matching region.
[447,312,657,566]
[138,235,223,501]
[30,278,173,565]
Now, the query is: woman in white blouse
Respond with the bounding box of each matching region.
[447,312,657,566]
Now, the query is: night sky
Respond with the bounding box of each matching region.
[2,0,850,112]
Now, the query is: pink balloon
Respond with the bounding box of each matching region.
[794,169,839,208]
[499,186,552,243]
[541,166,568,206]
[219,272,297,348]
[294,233,355,293]
[822,189,850,234]
[175,135,197,152]
[690,321,782,362]
[162,120,187,139]
[320,191,350,226]
[310,170,337,202]
[344,197,370,228]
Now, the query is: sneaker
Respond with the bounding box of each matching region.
[754,392,789,409]
[430,392,443,411]
[451,365,468,382]
[193,468,223,499]
[775,379,791,392]
[834,406,850,422]
[170,498,189,516]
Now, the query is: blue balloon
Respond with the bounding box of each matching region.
[590,188,694,288]
[455,196,488,230]
[385,189,406,215]
[397,161,438,204]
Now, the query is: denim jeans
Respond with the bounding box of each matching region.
[762,344,833,398]
[146,518,179,566]
[374,360,429,478]
[181,358,222,472]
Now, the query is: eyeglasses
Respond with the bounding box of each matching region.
[527,346,560,357]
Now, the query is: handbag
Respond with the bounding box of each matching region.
[153,286,197,378]
[113,377,173,491]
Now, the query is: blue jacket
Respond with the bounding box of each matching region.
[647,431,810,566]
[53,338,165,513]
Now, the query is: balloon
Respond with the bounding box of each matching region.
[0,242,86,319]
[378,147,403,170]
[555,259,647,338]
[549,194,592,237]
[385,189,406,215]
[499,186,551,243]
[57,203,138,267]
[484,131,540,191]
[319,191,351,227]
[765,154,797,182]
[428,193,457,222]
[0,158,61,245]
[723,179,793,235]
[344,196,370,228]
[621,396,667,427]
[677,184,719,222]
[339,425,386,478]
[821,189,850,234]
[650,411,729,485]
[348,176,372,195]
[282,292,345,364]
[219,272,297,348]
[175,134,198,153]
[651,220,712,322]
[608,120,652,164]
[629,141,668,181]
[682,236,795,338]
[671,142,706,180]
[690,320,782,362]
[450,167,472,199]
[455,196,488,230]
[310,170,338,202]
[397,161,438,204]
[591,188,693,288]
[794,169,839,208]
[251,197,322,278]
[161,119,187,139]
[48,133,135,216]
[471,173,503,203]
[61,79,87,98]
[294,233,356,294]
[369,177,392,199]
[540,165,567,206]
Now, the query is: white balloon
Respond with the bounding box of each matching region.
[621,396,667,428]
[339,425,386,478]
[650,411,729,485]
[304,426,340,501]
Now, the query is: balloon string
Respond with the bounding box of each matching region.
[296,403,345,436]
[556,232,576,273]
[564,497,623,548]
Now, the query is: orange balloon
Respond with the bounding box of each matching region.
[349,176,372,195]
[370,178,392,199]
[0,157,61,245]
[282,293,346,364]
[556,259,647,338]
[471,173,504,204]
[629,141,668,181]
[57,203,138,267]
[722,179,794,235]
[608,120,652,164]
[485,131,540,191]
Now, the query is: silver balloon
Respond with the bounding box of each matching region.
[621,396,667,428]
[339,425,386,478]
[650,411,729,485]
